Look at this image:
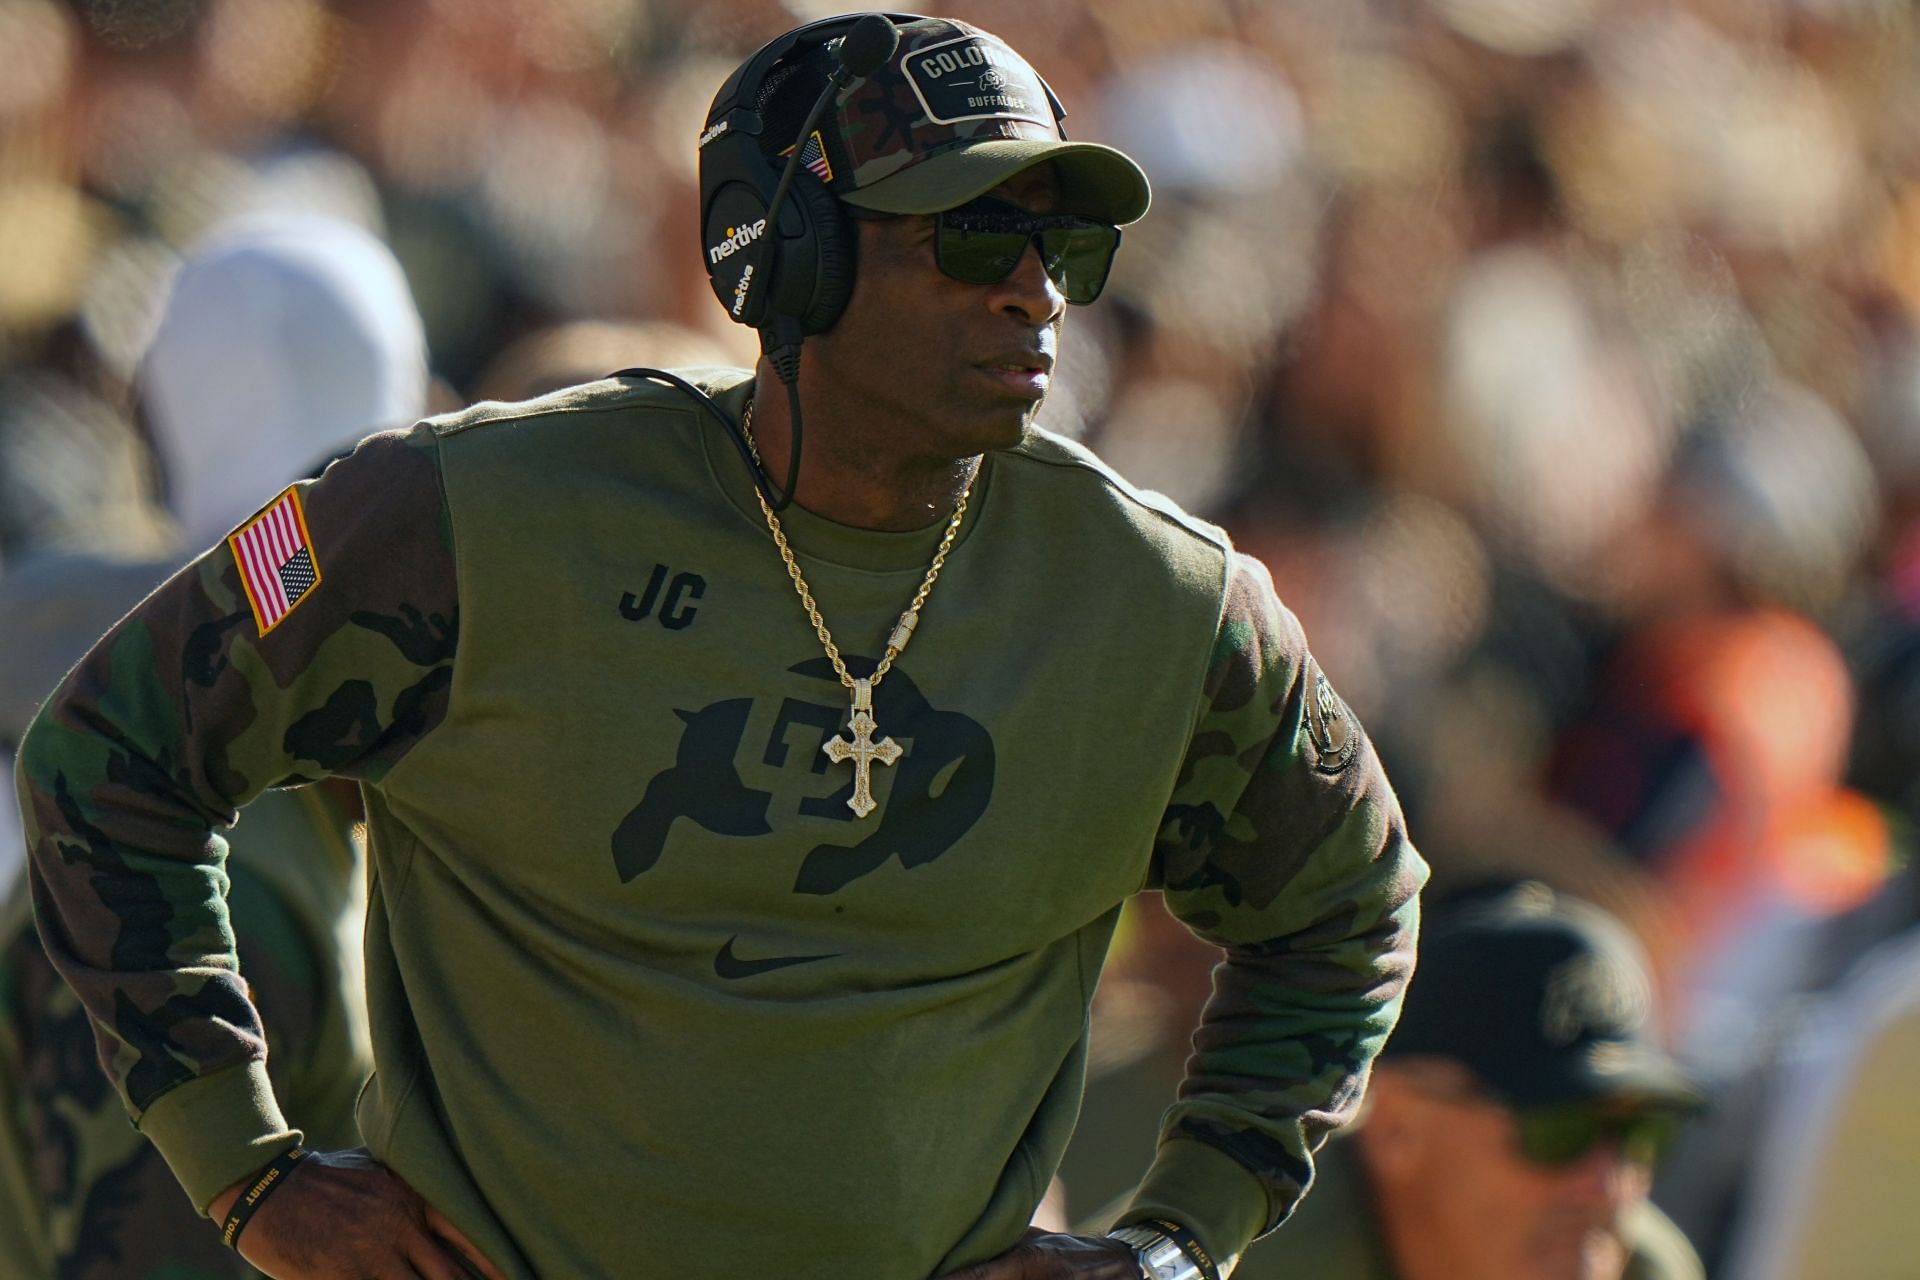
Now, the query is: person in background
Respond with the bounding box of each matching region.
[1242,883,1703,1280]
[0,211,427,1278]
[138,212,431,551]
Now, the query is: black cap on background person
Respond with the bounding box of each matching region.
[1236,882,1705,1280]
[1383,881,1702,1112]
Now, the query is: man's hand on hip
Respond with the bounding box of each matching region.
[937,1229,1144,1278]
[208,1148,506,1279]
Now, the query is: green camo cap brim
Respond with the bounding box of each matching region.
[839,139,1151,225]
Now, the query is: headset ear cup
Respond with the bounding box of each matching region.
[794,177,856,335]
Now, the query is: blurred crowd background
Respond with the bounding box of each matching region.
[2,0,1919,1275]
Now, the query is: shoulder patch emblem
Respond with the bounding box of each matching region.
[229,486,322,636]
[1304,659,1360,775]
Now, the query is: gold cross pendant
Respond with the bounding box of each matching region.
[822,677,903,819]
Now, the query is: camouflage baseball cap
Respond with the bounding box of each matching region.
[774,17,1150,224]
[1382,883,1702,1110]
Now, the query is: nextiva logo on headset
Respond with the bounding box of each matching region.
[901,34,1053,126]
[700,171,793,330]
[695,12,925,336]
[707,219,768,265]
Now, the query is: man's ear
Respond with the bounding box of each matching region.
[1353,1071,1428,1180]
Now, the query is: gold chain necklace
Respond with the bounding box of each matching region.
[740,397,977,818]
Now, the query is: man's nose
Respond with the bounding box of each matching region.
[986,236,1065,325]
[1557,1139,1652,1213]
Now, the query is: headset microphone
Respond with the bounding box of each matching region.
[836,13,904,76]
[753,13,901,509]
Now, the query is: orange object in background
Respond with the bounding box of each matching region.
[1552,608,1892,996]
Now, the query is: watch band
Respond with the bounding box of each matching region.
[1107,1220,1221,1280]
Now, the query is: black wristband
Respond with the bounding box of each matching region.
[219,1146,309,1251]
[1141,1218,1222,1280]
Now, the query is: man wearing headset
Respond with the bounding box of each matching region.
[14,15,1424,1279]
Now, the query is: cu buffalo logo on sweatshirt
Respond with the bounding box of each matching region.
[609,656,995,898]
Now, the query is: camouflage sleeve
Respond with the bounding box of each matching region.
[12,425,456,1213]
[0,854,337,1280]
[1119,552,1426,1270]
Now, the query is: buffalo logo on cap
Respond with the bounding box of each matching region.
[1540,951,1652,1046]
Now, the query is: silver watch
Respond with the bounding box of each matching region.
[1107,1224,1206,1280]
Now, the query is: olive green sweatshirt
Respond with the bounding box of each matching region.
[17,370,1424,1278]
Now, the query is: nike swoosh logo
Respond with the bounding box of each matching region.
[712,935,839,980]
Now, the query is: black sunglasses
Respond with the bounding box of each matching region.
[1407,1073,1686,1170]
[930,196,1122,305]
[1511,1101,1682,1169]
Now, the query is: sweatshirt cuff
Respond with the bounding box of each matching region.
[135,1060,304,1213]
[1117,1137,1272,1275]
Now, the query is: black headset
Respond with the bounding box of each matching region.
[625,13,1063,510]
[696,11,927,339]
[611,12,916,510]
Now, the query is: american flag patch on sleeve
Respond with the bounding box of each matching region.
[229,486,322,635]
